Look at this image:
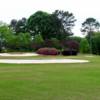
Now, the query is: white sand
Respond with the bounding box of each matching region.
[0,53,89,64]
[0,59,89,64]
[0,53,38,56]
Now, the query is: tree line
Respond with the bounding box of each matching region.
[0,10,100,55]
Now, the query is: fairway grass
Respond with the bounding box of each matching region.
[0,55,100,100]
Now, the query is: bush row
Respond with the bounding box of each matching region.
[36,47,78,56]
[37,48,59,55]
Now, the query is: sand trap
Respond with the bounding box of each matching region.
[0,59,89,64]
[0,53,89,64]
[0,53,38,56]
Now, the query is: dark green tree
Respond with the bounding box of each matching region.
[27,11,62,40]
[0,24,14,51]
[80,38,90,54]
[91,32,100,55]
[10,19,17,33]
[10,18,27,34]
[5,32,32,51]
[27,10,76,40]
[81,18,100,53]
[53,10,76,36]
[81,18,100,37]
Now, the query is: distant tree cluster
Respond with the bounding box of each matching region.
[0,10,100,55]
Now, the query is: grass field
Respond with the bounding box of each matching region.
[0,55,100,100]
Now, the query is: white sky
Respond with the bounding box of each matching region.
[0,0,100,36]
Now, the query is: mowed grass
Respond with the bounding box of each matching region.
[0,55,100,100]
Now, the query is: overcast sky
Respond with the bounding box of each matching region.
[0,0,100,36]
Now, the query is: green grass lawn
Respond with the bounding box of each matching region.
[0,55,100,100]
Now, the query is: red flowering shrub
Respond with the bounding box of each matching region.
[36,47,59,55]
[66,40,79,51]
[61,40,79,51]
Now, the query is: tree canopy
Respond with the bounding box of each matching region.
[27,10,76,40]
[81,18,100,37]
[53,10,76,36]
[10,17,27,34]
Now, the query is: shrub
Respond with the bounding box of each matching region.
[62,49,70,56]
[80,38,90,54]
[36,48,59,55]
[91,33,100,55]
[33,34,44,44]
[66,40,79,51]
[71,49,78,55]
[44,39,62,49]
[49,38,62,49]
[32,34,44,51]
[6,32,32,51]
[62,49,78,56]
[61,40,79,51]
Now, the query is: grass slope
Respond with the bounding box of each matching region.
[0,55,100,100]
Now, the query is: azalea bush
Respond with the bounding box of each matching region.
[36,47,59,55]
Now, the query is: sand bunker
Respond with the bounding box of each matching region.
[0,53,89,64]
[0,59,89,64]
[0,53,38,56]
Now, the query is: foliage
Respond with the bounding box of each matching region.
[44,38,62,49]
[27,11,50,38]
[50,38,62,49]
[10,18,27,34]
[6,32,32,51]
[33,34,44,44]
[37,47,59,55]
[10,19,17,33]
[32,37,62,51]
[66,40,79,51]
[81,18,100,39]
[62,49,78,56]
[61,39,79,51]
[81,18,100,54]
[27,11,62,40]
[0,25,13,51]
[0,24,32,52]
[91,32,100,55]
[53,10,76,36]
[80,38,90,53]
[2,10,100,55]
[32,34,44,51]
[27,10,76,40]
[81,18,100,33]
[16,32,32,50]
[69,36,82,43]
